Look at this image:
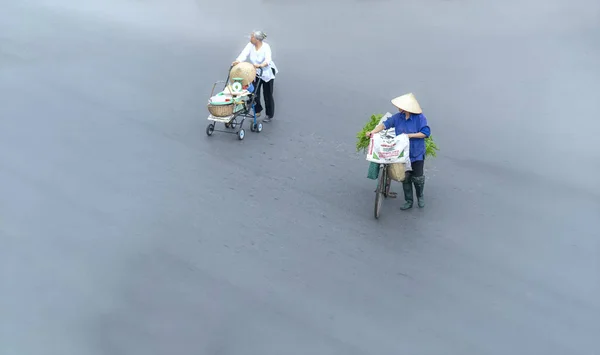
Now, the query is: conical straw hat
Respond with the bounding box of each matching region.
[229,62,257,86]
[391,93,422,114]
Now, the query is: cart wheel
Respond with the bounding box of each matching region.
[225,123,230,128]
[206,123,214,136]
[250,123,256,132]
[230,118,238,129]
[256,122,263,133]
[238,129,245,140]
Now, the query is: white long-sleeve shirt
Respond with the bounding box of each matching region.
[235,42,279,82]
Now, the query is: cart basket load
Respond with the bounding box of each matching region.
[207,75,254,117]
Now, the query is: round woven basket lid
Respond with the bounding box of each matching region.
[230,62,257,86]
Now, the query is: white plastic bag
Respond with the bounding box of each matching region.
[366,132,410,164]
[365,112,412,171]
[209,93,233,104]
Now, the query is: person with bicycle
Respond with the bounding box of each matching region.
[366,93,431,209]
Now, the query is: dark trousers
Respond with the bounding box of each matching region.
[253,72,275,118]
[409,160,424,177]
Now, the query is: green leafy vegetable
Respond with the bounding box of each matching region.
[425,134,440,158]
[356,113,384,154]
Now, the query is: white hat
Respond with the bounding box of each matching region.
[391,93,422,114]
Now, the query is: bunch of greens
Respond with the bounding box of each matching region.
[356,113,440,158]
[425,134,440,158]
[356,113,384,154]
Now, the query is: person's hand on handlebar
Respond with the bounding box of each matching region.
[366,123,385,138]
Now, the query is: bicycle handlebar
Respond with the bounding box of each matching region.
[367,129,395,139]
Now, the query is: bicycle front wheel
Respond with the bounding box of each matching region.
[374,165,386,219]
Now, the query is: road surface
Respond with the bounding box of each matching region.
[1,0,599,354]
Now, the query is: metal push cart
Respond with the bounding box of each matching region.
[205,67,265,140]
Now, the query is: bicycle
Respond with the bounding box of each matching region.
[368,129,399,219]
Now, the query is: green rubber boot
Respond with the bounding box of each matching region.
[412,175,426,208]
[400,174,414,210]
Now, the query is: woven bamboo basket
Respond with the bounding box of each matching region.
[388,163,406,182]
[207,103,234,117]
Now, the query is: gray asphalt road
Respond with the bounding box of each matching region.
[1,0,599,354]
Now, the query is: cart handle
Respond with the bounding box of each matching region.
[211,80,227,97]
